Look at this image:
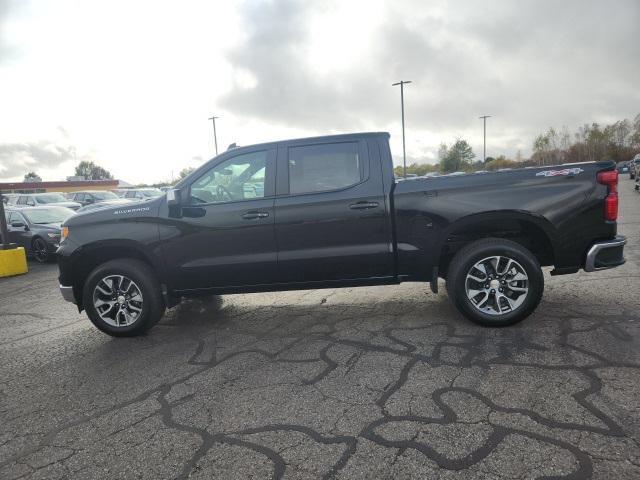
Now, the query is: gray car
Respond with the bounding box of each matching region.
[14,193,82,211]
[4,206,76,262]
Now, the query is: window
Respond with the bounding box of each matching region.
[9,212,25,225]
[17,196,28,205]
[125,191,136,199]
[190,151,268,204]
[288,142,361,194]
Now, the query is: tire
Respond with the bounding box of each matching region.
[32,237,50,263]
[446,238,544,327]
[83,259,165,337]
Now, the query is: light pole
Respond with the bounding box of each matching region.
[479,115,491,162]
[208,115,219,155]
[392,80,412,177]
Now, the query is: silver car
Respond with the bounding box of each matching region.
[14,193,82,211]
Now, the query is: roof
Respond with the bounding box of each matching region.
[0,179,119,190]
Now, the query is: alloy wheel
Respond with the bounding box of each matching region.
[465,255,529,315]
[92,275,144,327]
[33,239,49,263]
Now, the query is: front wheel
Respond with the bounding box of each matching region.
[83,259,165,337]
[446,238,544,327]
[32,237,50,263]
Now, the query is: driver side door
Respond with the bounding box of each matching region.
[161,147,278,291]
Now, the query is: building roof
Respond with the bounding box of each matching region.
[0,179,119,190]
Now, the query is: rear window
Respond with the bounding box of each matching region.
[288,142,361,195]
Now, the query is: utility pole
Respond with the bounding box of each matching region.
[208,115,219,155]
[392,81,412,177]
[479,115,491,162]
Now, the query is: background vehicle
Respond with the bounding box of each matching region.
[14,193,81,210]
[617,161,629,174]
[76,198,137,214]
[68,190,119,207]
[2,193,18,205]
[58,132,625,337]
[5,206,75,262]
[122,188,164,200]
[629,155,640,179]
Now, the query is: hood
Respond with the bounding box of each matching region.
[49,201,82,209]
[33,222,62,232]
[65,196,163,227]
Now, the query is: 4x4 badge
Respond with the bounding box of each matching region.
[536,168,584,177]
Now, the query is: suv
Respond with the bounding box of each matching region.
[15,193,81,210]
[68,190,119,207]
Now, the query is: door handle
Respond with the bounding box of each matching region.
[242,211,269,220]
[349,201,379,210]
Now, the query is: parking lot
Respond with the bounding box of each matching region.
[0,182,638,479]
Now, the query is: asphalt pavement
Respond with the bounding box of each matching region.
[1,180,639,479]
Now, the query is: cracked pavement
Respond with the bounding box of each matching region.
[1,183,639,479]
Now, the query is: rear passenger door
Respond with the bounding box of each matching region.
[274,139,393,283]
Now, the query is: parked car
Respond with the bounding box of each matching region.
[111,189,129,197]
[617,162,629,174]
[76,198,137,214]
[58,132,625,337]
[14,193,81,211]
[629,155,640,179]
[5,206,75,262]
[68,190,119,207]
[122,188,164,200]
[2,193,18,205]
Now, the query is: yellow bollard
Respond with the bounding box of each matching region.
[0,247,28,278]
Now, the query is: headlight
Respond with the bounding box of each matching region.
[60,227,69,242]
[47,233,60,239]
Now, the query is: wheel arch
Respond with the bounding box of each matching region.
[436,210,557,278]
[69,240,165,310]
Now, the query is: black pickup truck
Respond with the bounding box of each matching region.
[57,132,625,336]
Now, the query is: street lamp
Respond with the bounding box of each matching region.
[392,81,412,177]
[479,115,491,162]
[208,115,219,155]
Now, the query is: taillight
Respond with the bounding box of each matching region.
[597,170,618,221]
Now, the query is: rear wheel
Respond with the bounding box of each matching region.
[83,259,165,337]
[446,238,544,327]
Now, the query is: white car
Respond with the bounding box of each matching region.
[14,193,82,211]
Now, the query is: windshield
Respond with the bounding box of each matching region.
[35,194,67,204]
[23,207,75,224]
[93,191,118,200]
[141,189,163,198]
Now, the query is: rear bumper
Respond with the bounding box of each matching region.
[584,236,626,272]
[59,284,76,304]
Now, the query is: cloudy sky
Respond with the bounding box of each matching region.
[1,0,638,183]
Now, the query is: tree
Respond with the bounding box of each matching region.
[74,161,113,180]
[23,172,42,182]
[440,139,475,173]
[179,167,196,179]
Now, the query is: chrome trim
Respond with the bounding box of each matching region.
[584,236,626,272]
[59,284,76,304]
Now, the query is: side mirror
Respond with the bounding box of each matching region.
[11,221,25,229]
[167,188,183,206]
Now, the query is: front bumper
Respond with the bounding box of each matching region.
[59,284,76,304]
[584,236,626,272]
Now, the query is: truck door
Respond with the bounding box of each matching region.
[274,138,393,283]
[161,147,278,291]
